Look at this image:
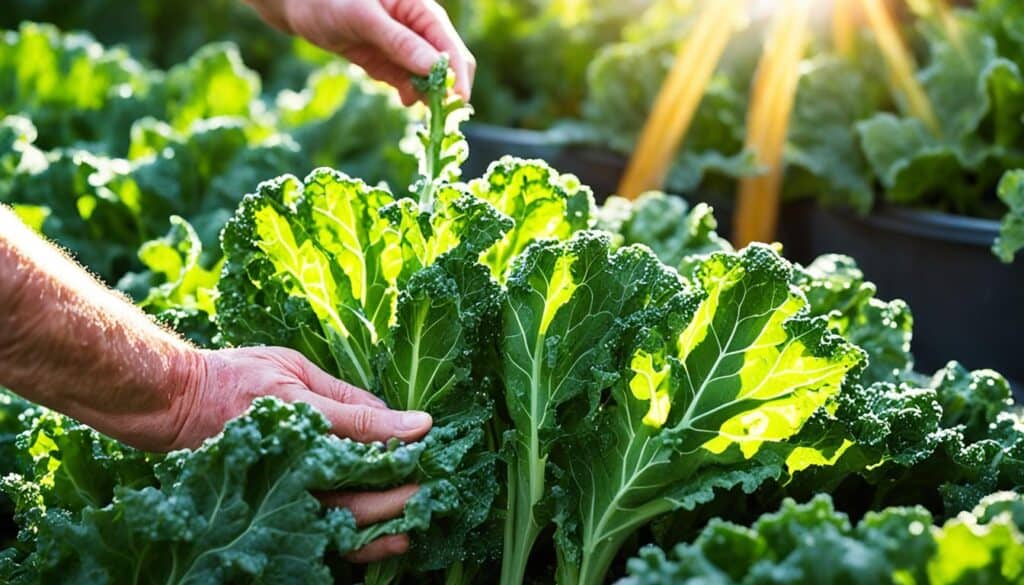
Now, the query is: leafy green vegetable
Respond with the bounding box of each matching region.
[217,61,507,583]
[209,55,1024,584]
[993,169,1024,262]
[550,244,864,585]
[793,255,914,386]
[498,230,680,585]
[619,491,1024,585]
[117,216,221,347]
[781,360,1023,521]
[2,21,1022,583]
[597,192,732,277]
[0,22,154,154]
[0,398,448,584]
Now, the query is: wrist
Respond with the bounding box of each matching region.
[160,345,209,451]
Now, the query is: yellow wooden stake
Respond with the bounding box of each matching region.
[617,0,742,199]
[911,0,963,48]
[832,0,858,58]
[861,0,940,134]
[733,0,812,248]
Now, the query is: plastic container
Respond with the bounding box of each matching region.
[781,202,1024,391]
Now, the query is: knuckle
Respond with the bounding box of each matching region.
[332,381,354,403]
[275,346,304,362]
[389,29,419,55]
[353,407,377,439]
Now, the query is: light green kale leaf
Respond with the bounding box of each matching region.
[499,230,686,585]
[552,244,864,585]
[117,216,221,346]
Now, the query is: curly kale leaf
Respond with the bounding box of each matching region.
[782,361,1022,519]
[793,254,914,386]
[0,398,446,584]
[217,66,515,580]
[498,230,686,585]
[469,155,595,279]
[553,244,864,585]
[597,192,732,278]
[619,492,1024,585]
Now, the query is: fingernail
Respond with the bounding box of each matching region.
[399,411,432,431]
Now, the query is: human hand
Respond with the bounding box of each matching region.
[247,0,475,104]
[1,208,431,561]
[165,346,432,450]
[166,346,433,562]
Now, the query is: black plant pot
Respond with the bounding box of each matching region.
[781,202,1024,390]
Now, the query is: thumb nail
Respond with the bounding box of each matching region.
[399,411,432,431]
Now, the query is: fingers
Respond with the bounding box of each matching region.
[320,484,419,526]
[364,1,440,77]
[300,393,432,443]
[387,0,476,100]
[347,534,409,563]
[295,354,388,409]
[321,485,420,563]
[345,45,422,105]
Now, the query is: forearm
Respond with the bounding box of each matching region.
[0,206,200,450]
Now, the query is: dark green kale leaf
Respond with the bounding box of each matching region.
[0,398,442,584]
